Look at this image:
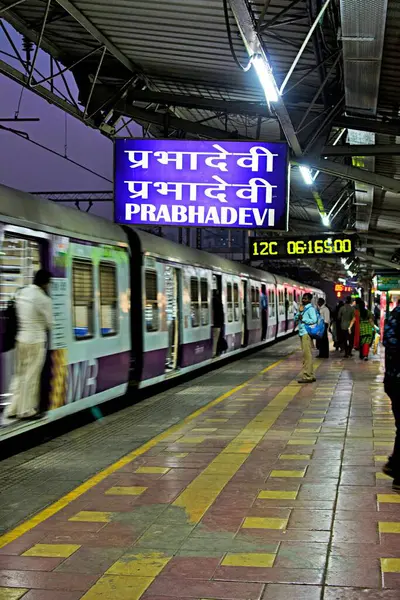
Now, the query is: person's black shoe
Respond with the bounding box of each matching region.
[20,412,44,421]
[393,478,400,492]
[383,462,394,478]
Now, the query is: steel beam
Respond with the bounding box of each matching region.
[228,0,302,154]
[0,58,98,128]
[126,89,271,116]
[114,104,246,140]
[296,156,400,194]
[322,144,400,156]
[53,0,139,74]
[334,116,400,137]
[0,1,63,59]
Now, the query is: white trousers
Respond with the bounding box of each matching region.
[212,327,221,357]
[6,341,46,418]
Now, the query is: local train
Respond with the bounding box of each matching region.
[0,184,324,425]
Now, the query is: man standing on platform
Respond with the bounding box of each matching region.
[339,295,355,357]
[383,301,400,491]
[295,293,317,384]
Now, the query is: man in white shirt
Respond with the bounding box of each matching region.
[5,269,52,420]
[317,297,330,358]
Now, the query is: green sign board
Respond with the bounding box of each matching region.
[377,275,400,291]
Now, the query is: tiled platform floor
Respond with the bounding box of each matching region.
[0,349,399,599]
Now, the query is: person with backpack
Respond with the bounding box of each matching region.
[382,300,400,491]
[4,269,52,420]
[295,293,319,383]
[317,297,330,358]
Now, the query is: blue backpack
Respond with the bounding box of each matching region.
[304,306,325,340]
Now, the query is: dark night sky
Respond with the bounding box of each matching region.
[0,24,140,220]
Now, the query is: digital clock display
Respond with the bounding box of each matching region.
[249,234,355,260]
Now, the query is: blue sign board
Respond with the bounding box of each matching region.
[114,139,289,229]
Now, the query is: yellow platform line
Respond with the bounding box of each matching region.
[0,356,290,550]
[173,381,301,523]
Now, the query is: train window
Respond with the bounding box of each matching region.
[72,259,94,339]
[99,262,118,336]
[190,277,199,327]
[251,286,260,320]
[269,289,276,318]
[200,278,209,326]
[0,234,41,310]
[227,282,233,322]
[145,269,159,332]
[279,291,284,316]
[233,283,239,321]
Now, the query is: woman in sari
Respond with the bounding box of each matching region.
[350,299,374,360]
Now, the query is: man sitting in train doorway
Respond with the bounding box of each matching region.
[5,269,52,420]
[295,293,317,384]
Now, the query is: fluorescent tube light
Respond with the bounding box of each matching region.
[299,166,313,185]
[321,214,330,227]
[252,55,279,103]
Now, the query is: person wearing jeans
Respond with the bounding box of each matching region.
[383,302,400,491]
[295,293,318,384]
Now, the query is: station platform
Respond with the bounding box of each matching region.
[0,341,399,599]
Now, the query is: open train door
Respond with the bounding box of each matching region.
[165,265,181,373]
[241,279,249,347]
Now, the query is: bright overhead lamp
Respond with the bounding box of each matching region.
[299,166,313,185]
[321,214,330,227]
[252,55,279,103]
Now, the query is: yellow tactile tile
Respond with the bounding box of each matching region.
[376,472,392,480]
[381,558,400,573]
[242,517,288,530]
[279,454,311,460]
[0,590,28,600]
[377,494,400,504]
[379,522,400,534]
[176,436,206,444]
[107,551,171,576]
[287,439,316,445]
[81,575,153,600]
[270,470,305,478]
[258,490,298,500]
[223,443,256,453]
[69,511,113,523]
[206,418,228,423]
[299,418,324,423]
[135,466,170,474]
[374,456,387,462]
[191,428,217,432]
[294,428,321,433]
[23,543,80,557]
[222,553,276,567]
[105,486,148,496]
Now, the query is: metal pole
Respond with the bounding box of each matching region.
[279,0,332,93]
[186,228,191,247]
[27,0,51,87]
[178,228,183,244]
[196,228,202,249]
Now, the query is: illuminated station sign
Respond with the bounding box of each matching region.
[114,139,289,229]
[249,234,355,260]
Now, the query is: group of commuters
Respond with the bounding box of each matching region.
[331,296,377,360]
[296,291,399,492]
[296,293,377,383]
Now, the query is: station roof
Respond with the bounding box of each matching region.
[1,0,400,280]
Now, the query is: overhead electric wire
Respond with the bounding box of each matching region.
[0,123,112,183]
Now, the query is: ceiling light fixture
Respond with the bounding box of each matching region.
[252,55,279,103]
[299,165,313,185]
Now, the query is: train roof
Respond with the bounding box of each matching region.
[0,184,323,294]
[0,184,126,245]
[132,228,277,283]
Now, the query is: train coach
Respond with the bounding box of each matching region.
[0,184,324,426]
